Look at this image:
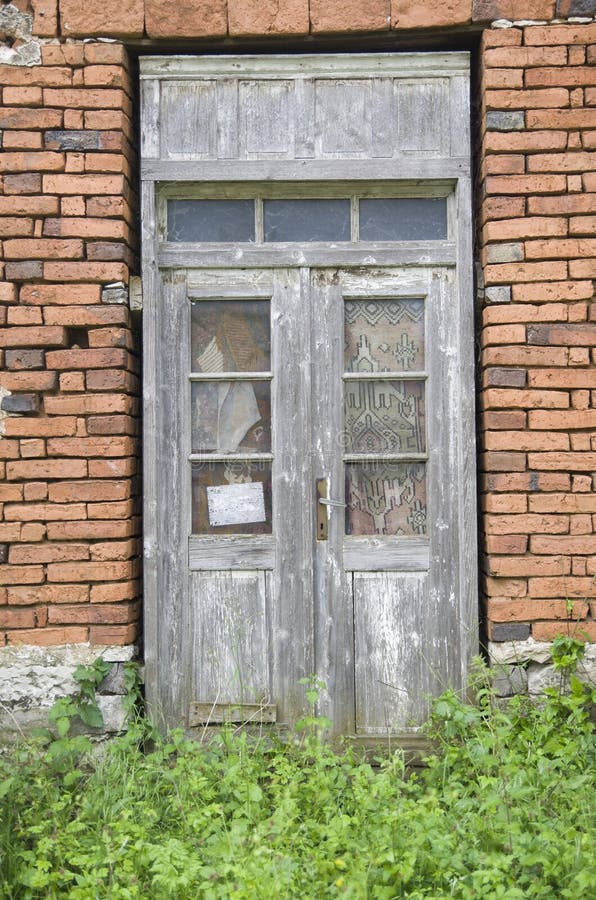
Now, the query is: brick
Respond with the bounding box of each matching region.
[86,371,138,393]
[0,371,58,392]
[4,417,77,438]
[557,0,594,16]
[484,46,567,68]
[7,626,88,646]
[0,152,64,174]
[48,600,140,625]
[42,174,125,195]
[484,411,528,430]
[90,580,138,603]
[485,577,527,598]
[4,502,87,522]
[484,389,569,409]
[145,0,226,36]
[30,0,59,37]
[90,539,137,561]
[45,394,132,415]
[570,216,596,235]
[569,259,596,279]
[528,152,596,174]
[488,598,588,622]
[48,480,130,503]
[529,452,596,472]
[489,622,531,641]
[1,394,40,414]
[88,329,133,351]
[488,556,571,577]
[45,348,129,371]
[0,609,37,629]
[482,451,527,472]
[21,283,101,306]
[528,323,596,345]
[46,521,134,541]
[527,67,596,89]
[485,431,568,452]
[485,89,569,110]
[485,175,566,196]
[4,262,45,283]
[308,0,388,32]
[0,109,62,131]
[88,458,137,478]
[486,261,569,285]
[481,324,525,346]
[529,369,596,388]
[484,493,527,513]
[0,66,71,88]
[0,218,34,238]
[482,69,523,91]
[527,109,596,131]
[485,535,528,554]
[3,132,44,150]
[60,0,144,37]
[47,560,134,582]
[483,217,567,242]
[227,0,309,35]
[0,565,44,585]
[7,307,43,326]
[9,543,89,564]
[44,218,129,240]
[87,415,136,436]
[512,281,593,303]
[484,367,527,388]
[486,514,568,535]
[0,439,20,460]
[0,326,67,348]
[89,623,138,645]
[482,197,526,223]
[43,262,128,283]
[529,410,596,430]
[46,437,133,458]
[484,303,568,324]
[532,621,596,641]
[525,24,596,45]
[485,243,524,264]
[482,27,522,47]
[6,459,87,481]
[392,0,471,28]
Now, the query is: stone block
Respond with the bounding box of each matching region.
[45,130,102,151]
[485,285,512,304]
[59,0,144,37]
[486,242,524,264]
[230,0,309,35]
[392,0,472,29]
[99,662,127,695]
[145,0,227,38]
[489,622,531,642]
[486,111,525,131]
[492,663,528,696]
[101,283,128,305]
[488,637,553,665]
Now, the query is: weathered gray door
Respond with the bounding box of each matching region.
[140,51,476,744]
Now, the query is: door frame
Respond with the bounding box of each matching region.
[140,52,477,738]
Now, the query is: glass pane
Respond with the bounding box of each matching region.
[192,461,272,535]
[345,462,427,536]
[359,198,447,241]
[191,381,271,453]
[344,380,426,454]
[345,299,425,373]
[168,200,255,242]
[264,199,351,242]
[191,300,270,373]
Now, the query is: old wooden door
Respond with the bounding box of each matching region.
[141,54,477,746]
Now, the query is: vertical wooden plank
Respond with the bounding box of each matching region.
[371,78,394,158]
[140,78,160,159]
[162,81,217,159]
[455,175,478,690]
[271,268,313,724]
[217,79,239,159]
[153,268,192,727]
[190,571,270,705]
[141,180,160,722]
[426,269,463,697]
[449,72,471,161]
[294,77,315,159]
[311,269,354,736]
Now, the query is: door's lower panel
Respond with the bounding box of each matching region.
[190,570,272,708]
[353,571,456,734]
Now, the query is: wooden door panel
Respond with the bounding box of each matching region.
[190,570,271,707]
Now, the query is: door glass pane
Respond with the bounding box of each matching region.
[191,300,270,372]
[345,299,425,373]
[168,199,255,242]
[263,199,351,242]
[192,461,272,535]
[344,380,426,454]
[359,198,447,241]
[191,381,271,453]
[345,462,427,536]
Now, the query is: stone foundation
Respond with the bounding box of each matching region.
[488,638,596,697]
[0,642,136,741]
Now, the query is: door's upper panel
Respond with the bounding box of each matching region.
[140,54,470,165]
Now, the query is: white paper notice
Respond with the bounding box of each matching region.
[207,482,266,527]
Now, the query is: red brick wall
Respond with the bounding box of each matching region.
[0,1,595,653]
[479,22,596,645]
[0,42,141,647]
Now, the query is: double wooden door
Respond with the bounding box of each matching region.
[147,261,474,741]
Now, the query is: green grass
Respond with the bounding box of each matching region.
[0,657,595,899]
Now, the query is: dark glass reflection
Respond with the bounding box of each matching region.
[264,199,351,242]
[168,200,255,242]
[359,198,447,241]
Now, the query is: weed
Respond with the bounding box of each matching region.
[0,645,594,898]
